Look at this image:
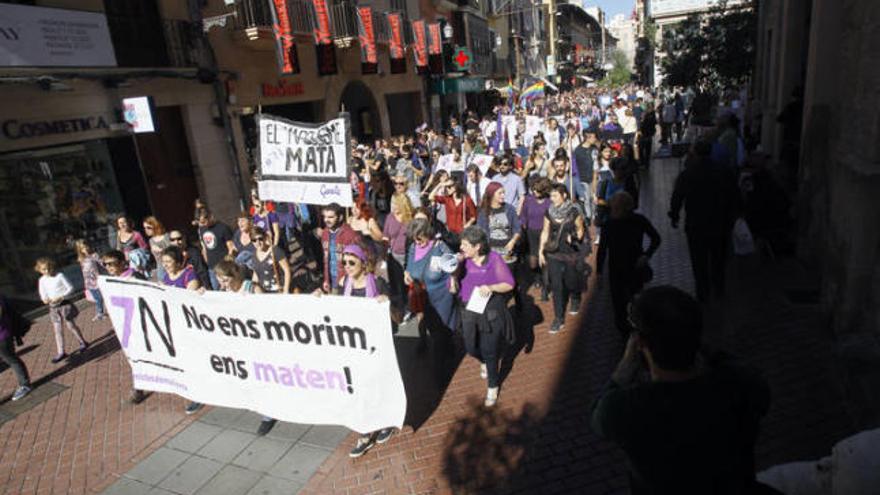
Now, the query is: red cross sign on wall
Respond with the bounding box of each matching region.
[451,46,472,72]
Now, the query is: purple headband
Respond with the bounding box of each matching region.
[343,244,368,262]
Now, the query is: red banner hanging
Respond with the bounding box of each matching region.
[428,23,442,56]
[312,0,332,45]
[358,7,378,74]
[412,20,428,74]
[387,12,406,74]
[311,0,337,75]
[268,0,300,74]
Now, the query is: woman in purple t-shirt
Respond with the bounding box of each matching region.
[450,226,515,407]
[252,196,281,248]
[160,246,201,291]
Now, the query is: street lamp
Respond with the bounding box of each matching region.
[443,23,454,40]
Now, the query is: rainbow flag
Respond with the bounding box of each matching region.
[520,81,544,100]
[496,80,517,98]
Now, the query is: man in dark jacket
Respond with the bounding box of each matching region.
[669,139,740,302]
[637,104,657,169]
[591,286,771,495]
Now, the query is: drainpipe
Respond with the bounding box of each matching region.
[186,0,247,212]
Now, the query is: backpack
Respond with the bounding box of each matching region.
[2,298,32,346]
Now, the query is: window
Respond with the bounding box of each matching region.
[103,0,169,67]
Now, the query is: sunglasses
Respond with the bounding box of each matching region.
[170,237,184,242]
[254,236,267,242]
[343,259,360,267]
[394,182,407,186]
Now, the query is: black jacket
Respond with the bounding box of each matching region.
[669,157,741,235]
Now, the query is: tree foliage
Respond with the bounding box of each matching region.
[659,0,756,89]
[601,49,633,87]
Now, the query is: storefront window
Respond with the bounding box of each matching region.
[0,141,125,308]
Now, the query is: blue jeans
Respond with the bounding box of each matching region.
[208,268,220,291]
[89,289,105,316]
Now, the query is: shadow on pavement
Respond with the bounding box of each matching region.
[30,330,120,389]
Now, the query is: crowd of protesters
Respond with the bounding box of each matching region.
[1,81,781,490]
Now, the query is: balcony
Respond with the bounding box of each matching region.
[330,2,358,47]
[231,0,314,51]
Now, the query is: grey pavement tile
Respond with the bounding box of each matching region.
[263,422,310,442]
[227,410,268,433]
[147,489,179,495]
[267,443,332,482]
[199,407,245,428]
[166,422,225,454]
[157,455,223,495]
[232,437,294,473]
[197,429,258,463]
[123,447,191,486]
[195,465,262,495]
[297,424,350,449]
[245,475,304,495]
[102,478,153,495]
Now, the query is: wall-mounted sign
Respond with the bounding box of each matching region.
[122,96,156,133]
[262,80,305,98]
[451,46,472,72]
[0,3,117,67]
[1,115,111,140]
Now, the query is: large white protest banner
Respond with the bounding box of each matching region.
[257,113,353,206]
[98,277,406,433]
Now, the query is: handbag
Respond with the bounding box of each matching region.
[408,281,427,313]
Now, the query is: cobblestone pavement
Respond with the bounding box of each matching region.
[0,153,859,495]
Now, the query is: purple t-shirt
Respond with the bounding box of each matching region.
[520,195,551,231]
[459,251,515,303]
[253,212,278,232]
[162,266,197,289]
[383,214,408,256]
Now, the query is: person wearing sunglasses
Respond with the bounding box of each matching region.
[168,230,211,291]
[250,227,291,294]
[591,286,770,495]
[332,243,395,457]
[101,249,147,405]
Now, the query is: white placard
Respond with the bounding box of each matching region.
[524,116,543,147]
[98,277,406,433]
[465,290,490,314]
[257,114,352,206]
[0,3,117,67]
[469,154,494,177]
[122,96,155,133]
[435,153,464,173]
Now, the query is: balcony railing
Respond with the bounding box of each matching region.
[232,0,314,34]
[330,2,359,40]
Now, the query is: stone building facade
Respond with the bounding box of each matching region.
[753,0,880,424]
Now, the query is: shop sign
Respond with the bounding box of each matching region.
[2,115,110,140]
[432,77,485,95]
[451,46,472,72]
[257,113,353,206]
[122,96,156,133]
[262,80,305,98]
[0,3,116,67]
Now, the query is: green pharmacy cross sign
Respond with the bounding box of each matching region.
[451,46,472,72]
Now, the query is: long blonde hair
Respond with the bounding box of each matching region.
[74,239,95,262]
[390,192,413,223]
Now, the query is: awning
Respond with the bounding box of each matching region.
[432,77,486,95]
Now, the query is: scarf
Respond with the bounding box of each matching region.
[548,200,576,224]
[343,273,378,298]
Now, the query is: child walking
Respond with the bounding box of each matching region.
[74,240,107,321]
[35,257,89,363]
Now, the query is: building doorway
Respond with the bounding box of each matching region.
[339,81,381,143]
[134,106,199,232]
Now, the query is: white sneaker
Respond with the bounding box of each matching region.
[480,363,488,380]
[485,387,499,407]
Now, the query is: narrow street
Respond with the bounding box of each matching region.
[0,151,857,495]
